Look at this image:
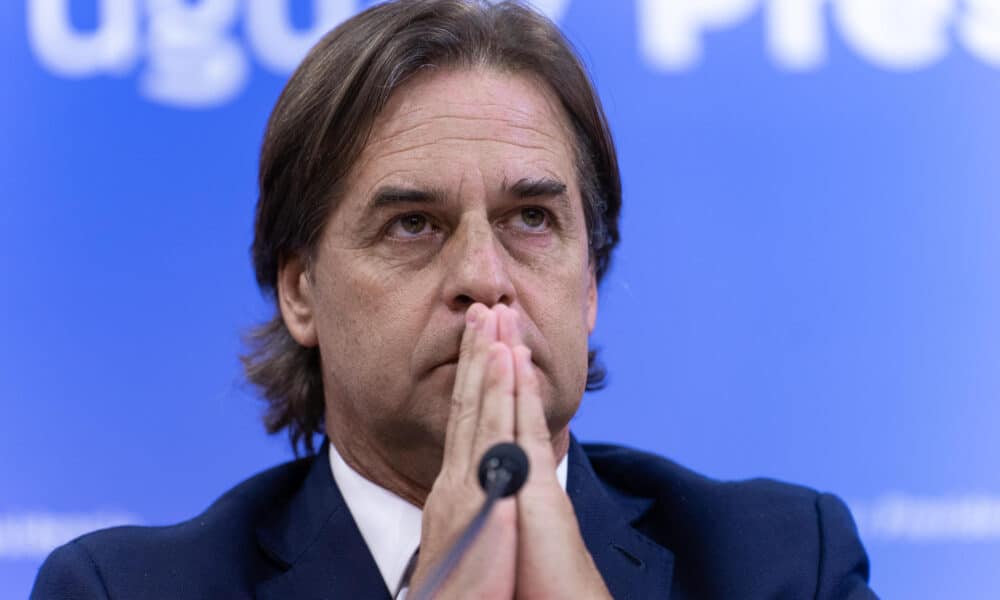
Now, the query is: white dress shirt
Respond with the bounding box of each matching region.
[329,442,569,595]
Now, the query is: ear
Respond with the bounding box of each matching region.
[586,269,598,334]
[277,255,319,347]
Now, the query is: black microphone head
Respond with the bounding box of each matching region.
[478,442,529,498]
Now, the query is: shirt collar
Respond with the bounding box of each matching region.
[329,441,569,594]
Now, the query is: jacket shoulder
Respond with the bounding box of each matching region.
[583,441,819,517]
[582,443,875,599]
[31,455,315,599]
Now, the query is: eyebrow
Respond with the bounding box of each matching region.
[505,177,568,199]
[369,185,447,210]
[364,176,570,217]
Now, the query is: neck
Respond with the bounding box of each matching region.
[328,422,571,507]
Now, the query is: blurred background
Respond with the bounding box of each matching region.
[2,1,999,597]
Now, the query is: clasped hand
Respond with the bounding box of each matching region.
[408,304,611,600]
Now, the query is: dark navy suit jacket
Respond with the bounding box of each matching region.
[32,438,877,599]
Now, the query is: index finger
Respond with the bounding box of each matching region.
[512,345,558,476]
[442,304,497,475]
[496,305,524,348]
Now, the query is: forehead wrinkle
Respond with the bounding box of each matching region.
[375,96,563,137]
[364,136,568,167]
[371,103,570,151]
[350,139,576,214]
[373,66,578,139]
[350,69,581,212]
[361,167,433,200]
[369,115,570,158]
[358,110,573,182]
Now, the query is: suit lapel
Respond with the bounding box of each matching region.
[252,437,672,599]
[255,440,391,600]
[568,437,675,599]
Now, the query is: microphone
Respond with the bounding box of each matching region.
[408,442,530,600]
[478,442,530,498]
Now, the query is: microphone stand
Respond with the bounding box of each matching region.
[408,443,528,600]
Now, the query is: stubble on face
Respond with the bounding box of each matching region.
[306,67,597,496]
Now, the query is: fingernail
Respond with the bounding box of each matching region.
[466,307,479,327]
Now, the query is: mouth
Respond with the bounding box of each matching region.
[432,353,541,371]
[431,356,459,371]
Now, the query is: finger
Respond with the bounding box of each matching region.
[443,304,485,472]
[513,345,558,477]
[470,342,516,480]
[443,304,498,475]
[496,304,524,348]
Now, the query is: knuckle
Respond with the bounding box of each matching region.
[450,394,476,422]
[450,405,477,431]
[525,423,552,443]
[475,419,507,442]
[430,468,464,499]
[449,390,476,416]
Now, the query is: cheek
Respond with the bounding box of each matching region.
[530,248,593,325]
[320,248,420,323]
[529,293,591,429]
[313,254,432,386]
[523,262,593,373]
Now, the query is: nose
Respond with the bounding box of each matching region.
[442,215,516,311]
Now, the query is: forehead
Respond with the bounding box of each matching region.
[349,67,578,189]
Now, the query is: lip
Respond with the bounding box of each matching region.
[430,358,459,371]
[431,354,542,371]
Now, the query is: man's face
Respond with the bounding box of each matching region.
[282,68,597,462]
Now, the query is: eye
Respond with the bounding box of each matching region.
[387,213,436,239]
[514,207,549,231]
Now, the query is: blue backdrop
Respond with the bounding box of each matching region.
[3,1,999,598]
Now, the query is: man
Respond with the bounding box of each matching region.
[32,1,877,598]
